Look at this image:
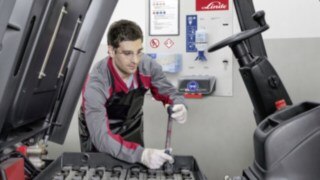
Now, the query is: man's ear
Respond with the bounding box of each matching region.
[108,45,115,58]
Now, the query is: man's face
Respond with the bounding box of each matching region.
[109,39,143,78]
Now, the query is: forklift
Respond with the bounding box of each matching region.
[0,0,319,179]
[207,0,320,179]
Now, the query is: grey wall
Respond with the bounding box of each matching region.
[48,37,320,180]
[265,38,320,103]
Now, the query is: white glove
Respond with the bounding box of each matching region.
[141,148,174,169]
[171,104,187,124]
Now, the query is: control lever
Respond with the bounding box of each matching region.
[253,11,266,26]
[163,105,174,175]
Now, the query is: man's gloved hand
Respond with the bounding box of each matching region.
[171,104,187,124]
[141,148,174,169]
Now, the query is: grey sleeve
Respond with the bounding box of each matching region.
[140,56,186,106]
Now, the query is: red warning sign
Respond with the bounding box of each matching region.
[150,38,160,48]
[164,38,174,48]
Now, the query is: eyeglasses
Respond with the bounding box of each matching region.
[116,49,144,59]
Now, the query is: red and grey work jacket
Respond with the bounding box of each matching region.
[79,55,185,164]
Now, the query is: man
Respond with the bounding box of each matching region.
[79,19,187,169]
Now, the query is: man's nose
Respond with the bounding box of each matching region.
[131,54,140,63]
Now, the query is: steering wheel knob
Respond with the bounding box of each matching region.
[253,11,266,27]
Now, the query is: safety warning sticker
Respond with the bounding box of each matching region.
[164,38,174,48]
[150,38,160,48]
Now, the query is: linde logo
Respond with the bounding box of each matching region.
[196,0,229,11]
[203,1,226,10]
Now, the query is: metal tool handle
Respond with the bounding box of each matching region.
[165,105,173,151]
[163,105,174,175]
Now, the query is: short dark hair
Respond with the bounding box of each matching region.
[107,19,143,48]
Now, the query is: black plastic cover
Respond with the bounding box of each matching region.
[239,56,292,124]
[247,101,320,179]
[0,0,54,149]
[0,0,118,149]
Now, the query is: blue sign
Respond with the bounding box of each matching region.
[186,15,197,52]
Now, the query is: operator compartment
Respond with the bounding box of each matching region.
[252,101,320,179]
